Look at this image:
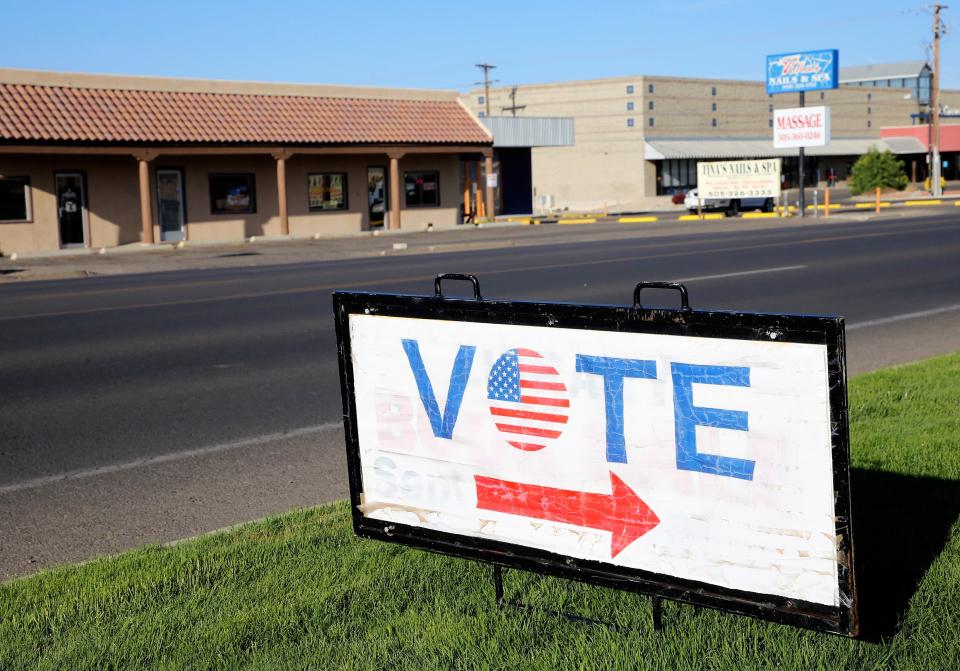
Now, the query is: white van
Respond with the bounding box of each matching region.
[683,189,775,215]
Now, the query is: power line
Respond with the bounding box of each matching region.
[501,86,526,117]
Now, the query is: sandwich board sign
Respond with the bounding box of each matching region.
[334,275,858,636]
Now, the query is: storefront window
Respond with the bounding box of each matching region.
[308,173,348,211]
[661,159,699,193]
[404,171,439,207]
[0,177,31,221]
[919,73,932,105]
[209,174,256,214]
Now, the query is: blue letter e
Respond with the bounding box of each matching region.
[671,363,753,480]
[401,339,475,439]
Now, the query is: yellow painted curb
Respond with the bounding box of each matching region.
[904,199,942,206]
[618,216,658,223]
[955,201,960,207]
[678,213,724,221]
[558,218,597,224]
[805,204,842,210]
[506,217,532,224]
[741,212,779,219]
[774,206,798,213]
[855,202,891,208]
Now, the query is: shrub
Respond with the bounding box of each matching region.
[848,148,908,194]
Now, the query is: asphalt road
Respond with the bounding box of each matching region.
[2,213,960,577]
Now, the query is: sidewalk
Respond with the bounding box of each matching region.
[0,221,533,283]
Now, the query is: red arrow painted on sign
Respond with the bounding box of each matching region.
[474,471,660,558]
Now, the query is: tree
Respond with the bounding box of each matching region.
[848,148,909,195]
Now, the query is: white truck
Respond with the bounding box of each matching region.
[683,188,775,215]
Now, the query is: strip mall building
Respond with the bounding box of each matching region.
[0,69,495,255]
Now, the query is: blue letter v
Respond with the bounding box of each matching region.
[401,339,475,439]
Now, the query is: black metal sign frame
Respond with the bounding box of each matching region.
[333,276,857,637]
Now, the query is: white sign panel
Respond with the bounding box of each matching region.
[348,314,839,607]
[486,173,498,189]
[774,106,831,148]
[696,159,781,199]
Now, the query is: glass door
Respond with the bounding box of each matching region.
[156,169,186,242]
[367,166,386,229]
[55,172,87,247]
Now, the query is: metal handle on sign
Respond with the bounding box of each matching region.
[633,282,691,311]
[434,273,482,301]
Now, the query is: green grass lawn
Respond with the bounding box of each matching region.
[2,353,959,670]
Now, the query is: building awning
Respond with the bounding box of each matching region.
[882,124,960,153]
[0,69,492,146]
[881,136,930,154]
[644,136,926,160]
[479,116,574,147]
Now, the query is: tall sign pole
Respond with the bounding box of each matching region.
[766,50,838,220]
[799,91,806,216]
[931,5,947,198]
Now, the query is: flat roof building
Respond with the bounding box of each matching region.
[466,63,959,212]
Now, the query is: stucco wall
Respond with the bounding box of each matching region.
[531,141,647,212]
[396,154,461,230]
[0,154,140,255]
[0,150,466,255]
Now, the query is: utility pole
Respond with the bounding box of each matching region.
[931,4,948,197]
[501,87,526,117]
[474,63,498,117]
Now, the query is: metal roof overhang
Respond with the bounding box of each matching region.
[838,61,929,83]
[643,137,927,160]
[480,117,574,148]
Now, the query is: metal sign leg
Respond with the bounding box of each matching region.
[490,563,665,634]
[492,563,504,605]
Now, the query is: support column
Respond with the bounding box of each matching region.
[475,161,483,218]
[389,153,403,230]
[462,160,470,222]
[137,155,154,244]
[484,152,495,221]
[274,152,289,236]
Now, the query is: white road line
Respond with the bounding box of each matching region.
[673,264,807,282]
[847,304,960,331]
[0,422,343,496]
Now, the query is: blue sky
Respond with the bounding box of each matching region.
[1,1,955,89]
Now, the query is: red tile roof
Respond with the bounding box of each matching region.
[0,83,491,146]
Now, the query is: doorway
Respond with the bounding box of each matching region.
[55,172,87,247]
[367,166,386,229]
[156,168,186,242]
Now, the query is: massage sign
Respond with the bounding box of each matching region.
[334,276,858,636]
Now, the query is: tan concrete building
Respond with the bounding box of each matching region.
[0,69,494,255]
[466,62,959,212]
